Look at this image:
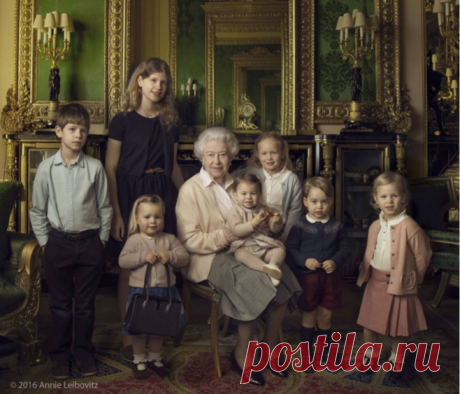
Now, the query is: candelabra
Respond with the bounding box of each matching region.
[33,11,74,126]
[180,78,198,126]
[431,0,459,113]
[336,10,378,130]
[216,108,225,126]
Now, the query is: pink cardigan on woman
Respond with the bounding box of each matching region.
[357,217,432,296]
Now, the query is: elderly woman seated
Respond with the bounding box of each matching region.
[176,127,301,386]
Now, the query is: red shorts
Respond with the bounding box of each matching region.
[296,269,343,312]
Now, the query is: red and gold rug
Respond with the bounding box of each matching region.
[0,322,457,394]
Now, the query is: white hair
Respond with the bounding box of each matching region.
[194,127,239,161]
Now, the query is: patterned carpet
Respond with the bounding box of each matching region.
[0,319,458,394]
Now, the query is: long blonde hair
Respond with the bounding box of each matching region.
[121,58,178,128]
[247,131,293,170]
[128,195,166,236]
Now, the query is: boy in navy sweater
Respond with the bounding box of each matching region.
[286,177,350,370]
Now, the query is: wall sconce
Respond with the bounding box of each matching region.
[181,77,197,98]
[216,107,225,126]
[336,10,378,130]
[180,77,197,126]
[33,11,74,126]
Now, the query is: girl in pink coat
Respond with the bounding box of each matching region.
[357,172,432,375]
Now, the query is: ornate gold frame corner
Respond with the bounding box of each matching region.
[14,0,131,128]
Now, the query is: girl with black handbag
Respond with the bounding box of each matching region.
[120,195,189,379]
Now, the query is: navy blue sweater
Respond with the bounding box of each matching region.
[285,216,351,275]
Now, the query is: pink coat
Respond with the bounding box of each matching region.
[357,217,432,295]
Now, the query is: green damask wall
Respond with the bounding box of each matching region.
[37,0,105,101]
[316,0,376,102]
[177,0,206,125]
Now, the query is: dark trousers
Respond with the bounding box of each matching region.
[44,230,104,361]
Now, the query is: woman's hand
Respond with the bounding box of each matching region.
[157,251,171,265]
[110,213,125,242]
[305,258,321,271]
[146,251,159,265]
[223,228,239,244]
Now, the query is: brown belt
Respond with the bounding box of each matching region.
[144,168,164,174]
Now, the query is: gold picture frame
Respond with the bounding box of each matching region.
[13,0,131,128]
[297,0,401,132]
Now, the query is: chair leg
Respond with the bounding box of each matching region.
[210,296,222,377]
[222,316,232,337]
[16,318,47,366]
[432,271,452,308]
[174,281,192,347]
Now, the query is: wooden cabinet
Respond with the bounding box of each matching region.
[315,133,408,279]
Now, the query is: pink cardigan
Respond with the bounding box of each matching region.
[357,217,432,295]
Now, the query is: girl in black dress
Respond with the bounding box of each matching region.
[105,58,184,358]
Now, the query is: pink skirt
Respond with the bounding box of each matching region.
[357,267,427,337]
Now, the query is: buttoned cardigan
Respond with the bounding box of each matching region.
[357,217,432,295]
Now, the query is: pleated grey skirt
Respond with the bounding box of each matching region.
[207,251,302,321]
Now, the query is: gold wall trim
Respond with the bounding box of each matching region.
[170,0,178,94]
[14,0,131,128]
[202,1,295,135]
[297,0,315,133]
[298,0,401,127]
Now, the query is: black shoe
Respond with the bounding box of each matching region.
[268,354,289,378]
[231,350,265,386]
[76,356,98,377]
[51,360,70,380]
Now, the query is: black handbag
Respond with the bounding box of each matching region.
[123,263,182,337]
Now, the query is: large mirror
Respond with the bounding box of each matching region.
[202,0,295,135]
[231,47,281,132]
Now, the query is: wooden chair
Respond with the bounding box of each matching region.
[174,279,230,377]
[174,278,284,377]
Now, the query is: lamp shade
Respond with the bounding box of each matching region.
[433,0,444,12]
[440,0,453,3]
[369,15,379,31]
[52,11,60,28]
[355,12,366,28]
[60,13,70,28]
[44,13,56,28]
[342,13,353,29]
[452,80,458,89]
[446,68,453,77]
[352,9,359,22]
[33,14,44,29]
[336,16,343,30]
